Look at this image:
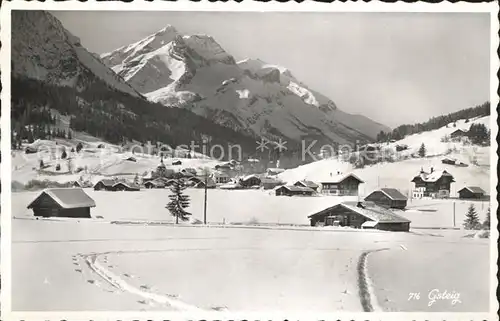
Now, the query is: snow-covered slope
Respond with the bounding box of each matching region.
[11,11,141,97]
[277,116,491,196]
[101,28,390,145]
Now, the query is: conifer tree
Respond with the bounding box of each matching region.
[166,179,191,224]
[418,143,426,158]
[483,207,490,230]
[463,204,480,230]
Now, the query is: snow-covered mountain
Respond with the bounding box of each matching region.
[11,11,259,157]
[102,27,390,146]
[11,11,141,97]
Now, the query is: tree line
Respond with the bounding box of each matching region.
[376,101,491,142]
[11,75,258,159]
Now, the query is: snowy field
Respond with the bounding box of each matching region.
[12,218,490,312]
[13,189,490,228]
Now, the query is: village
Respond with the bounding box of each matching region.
[20,127,490,233]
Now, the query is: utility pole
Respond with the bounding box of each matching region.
[453,201,456,227]
[203,168,209,225]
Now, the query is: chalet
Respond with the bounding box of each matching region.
[172,160,182,166]
[97,143,105,149]
[308,201,411,232]
[211,172,231,184]
[125,157,137,162]
[364,188,408,209]
[458,186,486,199]
[275,185,314,197]
[144,180,165,189]
[94,179,115,191]
[187,177,203,185]
[320,173,364,196]
[25,146,38,154]
[450,129,467,138]
[27,188,96,218]
[411,167,455,199]
[194,178,216,189]
[72,181,83,188]
[266,168,285,176]
[294,180,319,192]
[240,175,261,188]
[215,163,233,171]
[113,181,140,191]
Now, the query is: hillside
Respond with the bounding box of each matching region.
[11,11,258,157]
[278,116,491,197]
[101,27,390,147]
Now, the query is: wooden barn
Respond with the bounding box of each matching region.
[320,173,364,196]
[411,168,455,198]
[27,188,96,218]
[308,201,411,232]
[294,180,319,192]
[113,181,140,191]
[275,185,314,196]
[364,188,408,209]
[458,186,486,199]
[93,179,115,191]
[240,175,261,188]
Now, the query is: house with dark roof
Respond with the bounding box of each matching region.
[275,185,314,197]
[320,173,364,196]
[365,188,408,209]
[411,167,455,199]
[308,201,411,231]
[458,186,487,199]
[27,188,96,218]
[293,180,319,192]
[93,179,115,191]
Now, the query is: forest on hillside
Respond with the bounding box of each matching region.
[376,101,491,142]
[10,75,260,159]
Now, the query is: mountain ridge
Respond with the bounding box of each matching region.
[101,26,391,145]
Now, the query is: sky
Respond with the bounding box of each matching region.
[51,11,491,128]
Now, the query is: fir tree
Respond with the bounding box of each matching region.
[39,159,45,169]
[418,143,426,158]
[483,207,490,230]
[463,204,481,230]
[134,173,140,186]
[61,148,67,159]
[67,158,74,173]
[166,179,191,224]
[76,142,83,153]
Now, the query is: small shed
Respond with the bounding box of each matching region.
[172,160,182,165]
[275,185,314,196]
[458,186,486,199]
[93,179,115,191]
[294,180,319,192]
[27,188,96,218]
[364,188,408,209]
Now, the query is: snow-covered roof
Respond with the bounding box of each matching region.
[377,188,408,201]
[267,168,285,173]
[458,186,486,194]
[320,173,364,184]
[277,185,314,193]
[294,180,319,189]
[412,169,455,183]
[241,174,260,181]
[308,202,410,224]
[95,179,115,187]
[27,188,96,209]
